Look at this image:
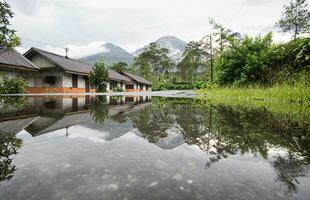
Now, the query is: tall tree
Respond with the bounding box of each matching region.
[277,0,310,39]
[133,42,173,81]
[209,18,233,53]
[0,1,20,49]
[110,62,128,73]
[90,61,109,92]
[177,41,207,83]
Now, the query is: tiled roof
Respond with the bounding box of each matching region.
[0,48,39,70]
[24,47,133,82]
[24,47,93,74]
[122,72,152,85]
[108,69,132,82]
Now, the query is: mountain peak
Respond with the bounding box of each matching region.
[133,35,187,61]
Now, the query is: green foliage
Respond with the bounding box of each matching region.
[112,86,124,92]
[0,96,28,112]
[0,1,20,49]
[133,42,173,81]
[89,96,109,124]
[177,41,207,83]
[218,33,274,86]
[0,134,22,185]
[110,62,128,73]
[0,75,27,94]
[153,81,207,91]
[276,0,310,39]
[90,61,109,92]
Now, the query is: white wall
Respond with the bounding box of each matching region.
[30,54,57,68]
[34,70,63,87]
[63,73,72,88]
[78,75,85,88]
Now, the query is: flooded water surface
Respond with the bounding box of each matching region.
[0,95,309,200]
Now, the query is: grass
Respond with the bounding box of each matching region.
[196,84,310,122]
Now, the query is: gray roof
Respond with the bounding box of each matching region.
[24,47,93,75]
[24,47,133,82]
[109,69,132,82]
[122,72,152,85]
[0,48,39,70]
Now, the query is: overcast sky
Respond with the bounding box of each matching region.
[7,0,293,58]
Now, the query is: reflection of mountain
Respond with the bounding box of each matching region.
[81,120,133,142]
[132,128,185,150]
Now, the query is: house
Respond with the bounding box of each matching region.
[23,47,152,93]
[23,47,96,93]
[121,72,152,92]
[1,47,152,93]
[0,47,39,84]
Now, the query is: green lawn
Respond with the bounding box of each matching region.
[196,85,310,121]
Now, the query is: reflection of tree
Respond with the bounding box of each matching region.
[0,96,28,113]
[271,153,307,196]
[130,105,174,143]
[0,133,22,186]
[89,96,109,125]
[130,97,310,194]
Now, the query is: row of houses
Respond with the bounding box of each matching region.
[0,47,152,93]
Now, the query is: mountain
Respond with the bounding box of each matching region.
[132,35,187,62]
[81,43,134,66]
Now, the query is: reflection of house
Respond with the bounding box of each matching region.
[0,95,152,136]
[0,116,39,135]
[0,48,39,83]
[0,47,152,93]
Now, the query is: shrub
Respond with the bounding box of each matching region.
[0,75,27,94]
[112,86,124,92]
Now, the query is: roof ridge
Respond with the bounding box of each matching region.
[32,47,85,63]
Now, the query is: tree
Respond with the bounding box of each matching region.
[0,75,27,94]
[110,62,128,73]
[133,42,173,82]
[217,33,274,86]
[209,18,234,53]
[277,0,310,39]
[177,41,207,83]
[90,61,109,92]
[0,1,20,49]
[89,96,109,124]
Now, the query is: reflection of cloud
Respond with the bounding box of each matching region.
[47,125,111,143]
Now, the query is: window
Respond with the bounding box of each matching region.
[72,74,78,88]
[125,84,134,89]
[110,81,117,90]
[139,84,143,90]
[44,76,56,85]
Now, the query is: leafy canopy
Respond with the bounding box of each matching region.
[0,1,20,49]
[133,42,173,80]
[178,41,207,83]
[90,61,109,92]
[218,33,274,86]
[277,0,310,39]
[110,62,128,73]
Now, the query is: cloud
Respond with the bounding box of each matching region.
[8,0,291,56]
[16,41,109,59]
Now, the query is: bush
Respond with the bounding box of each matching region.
[112,86,124,92]
[153,81,207,91]
[0,75,27,94]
